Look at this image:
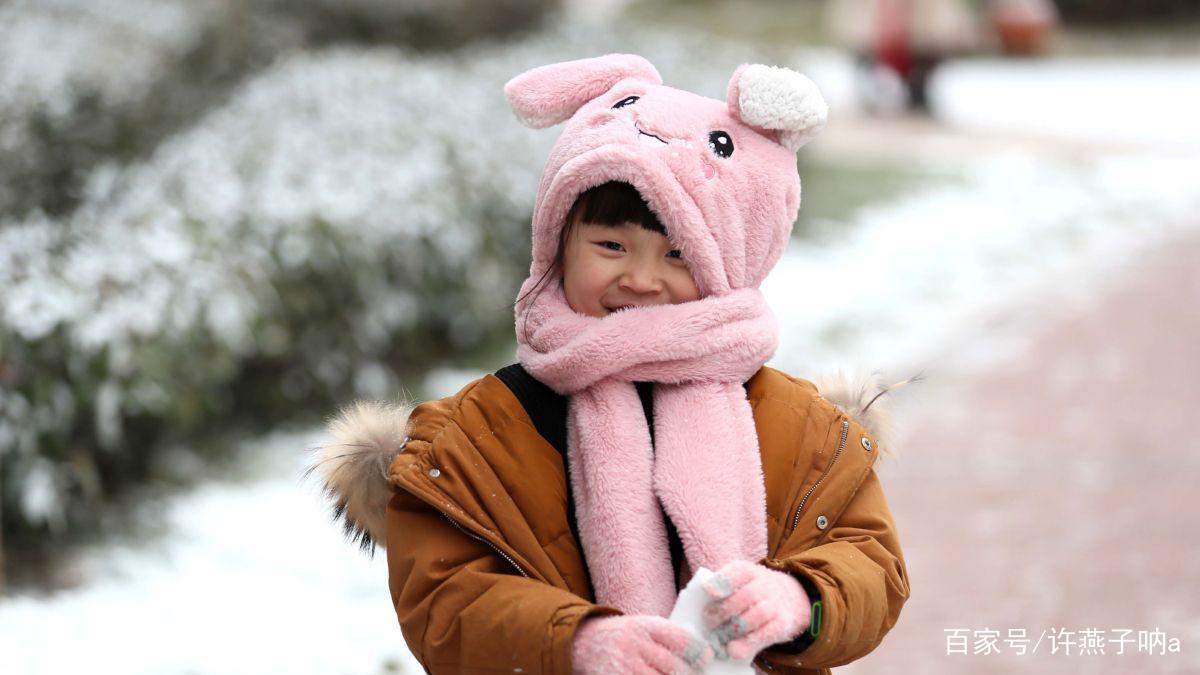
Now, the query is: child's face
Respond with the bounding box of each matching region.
[561,219,701,317]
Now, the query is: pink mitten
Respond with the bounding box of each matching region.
[701,560,812,661]
[572,614,715,675]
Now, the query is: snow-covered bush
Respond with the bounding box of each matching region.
[265,0,559,48]
[0,0,247,216]
[0,0,558,219]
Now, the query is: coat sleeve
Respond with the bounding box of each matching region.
[385,488,623,675]
[756,467,911,671]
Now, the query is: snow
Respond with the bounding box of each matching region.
[669,567,754,674]
[763,150,1200,379]
[929,57,1200,148]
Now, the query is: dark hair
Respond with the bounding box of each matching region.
[566,181,666,238]
[513,181,664,338]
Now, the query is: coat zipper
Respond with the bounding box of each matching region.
[389,462,532,579]
[439,511,530,578]
[790,419,850,533]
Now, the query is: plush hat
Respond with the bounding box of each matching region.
[506,53,827,296]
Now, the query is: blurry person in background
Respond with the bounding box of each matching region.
[829,0,980,113]
[828,0,1059,113]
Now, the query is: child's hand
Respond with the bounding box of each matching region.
[572,614,714,675]
[701,560,812,661]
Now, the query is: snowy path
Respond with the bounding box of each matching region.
[763,150,1200,379]
[841,226,1200,674]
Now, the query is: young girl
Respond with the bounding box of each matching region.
[316,54,910,675]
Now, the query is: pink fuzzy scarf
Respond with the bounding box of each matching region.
[517,281,777,617]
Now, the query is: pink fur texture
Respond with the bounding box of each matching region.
[504,54,662,129]
[506,54,827,621]
[701,560,812,661]
[572,614,714,674]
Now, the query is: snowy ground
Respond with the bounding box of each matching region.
[2,53,1199,675]
[930,57,1200,149]
[766,150,1200,380]
[841,226,1200,675]
[0,430,421,675]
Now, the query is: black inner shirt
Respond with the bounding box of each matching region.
[494,362,689,597]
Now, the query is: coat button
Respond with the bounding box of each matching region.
[428,468,441,478]
[816,515,828,529]
[861,436,873,451]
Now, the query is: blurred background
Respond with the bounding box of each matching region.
[1,0,1198,673]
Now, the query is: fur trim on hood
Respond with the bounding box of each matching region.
[308,370,916,555]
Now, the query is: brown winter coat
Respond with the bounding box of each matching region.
[371,365,910,674]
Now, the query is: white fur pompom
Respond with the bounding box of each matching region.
[735,64,828,152]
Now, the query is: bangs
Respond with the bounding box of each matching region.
[568,181,666,235]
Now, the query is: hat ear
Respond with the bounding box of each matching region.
[727,63,828,152]
[504,53,662,129]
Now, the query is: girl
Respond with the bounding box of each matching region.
[316,54,910,675]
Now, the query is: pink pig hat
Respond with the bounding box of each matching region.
[505,53,828,296]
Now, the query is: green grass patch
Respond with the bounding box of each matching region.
[794,157,962,241]
[623,0,834,48]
